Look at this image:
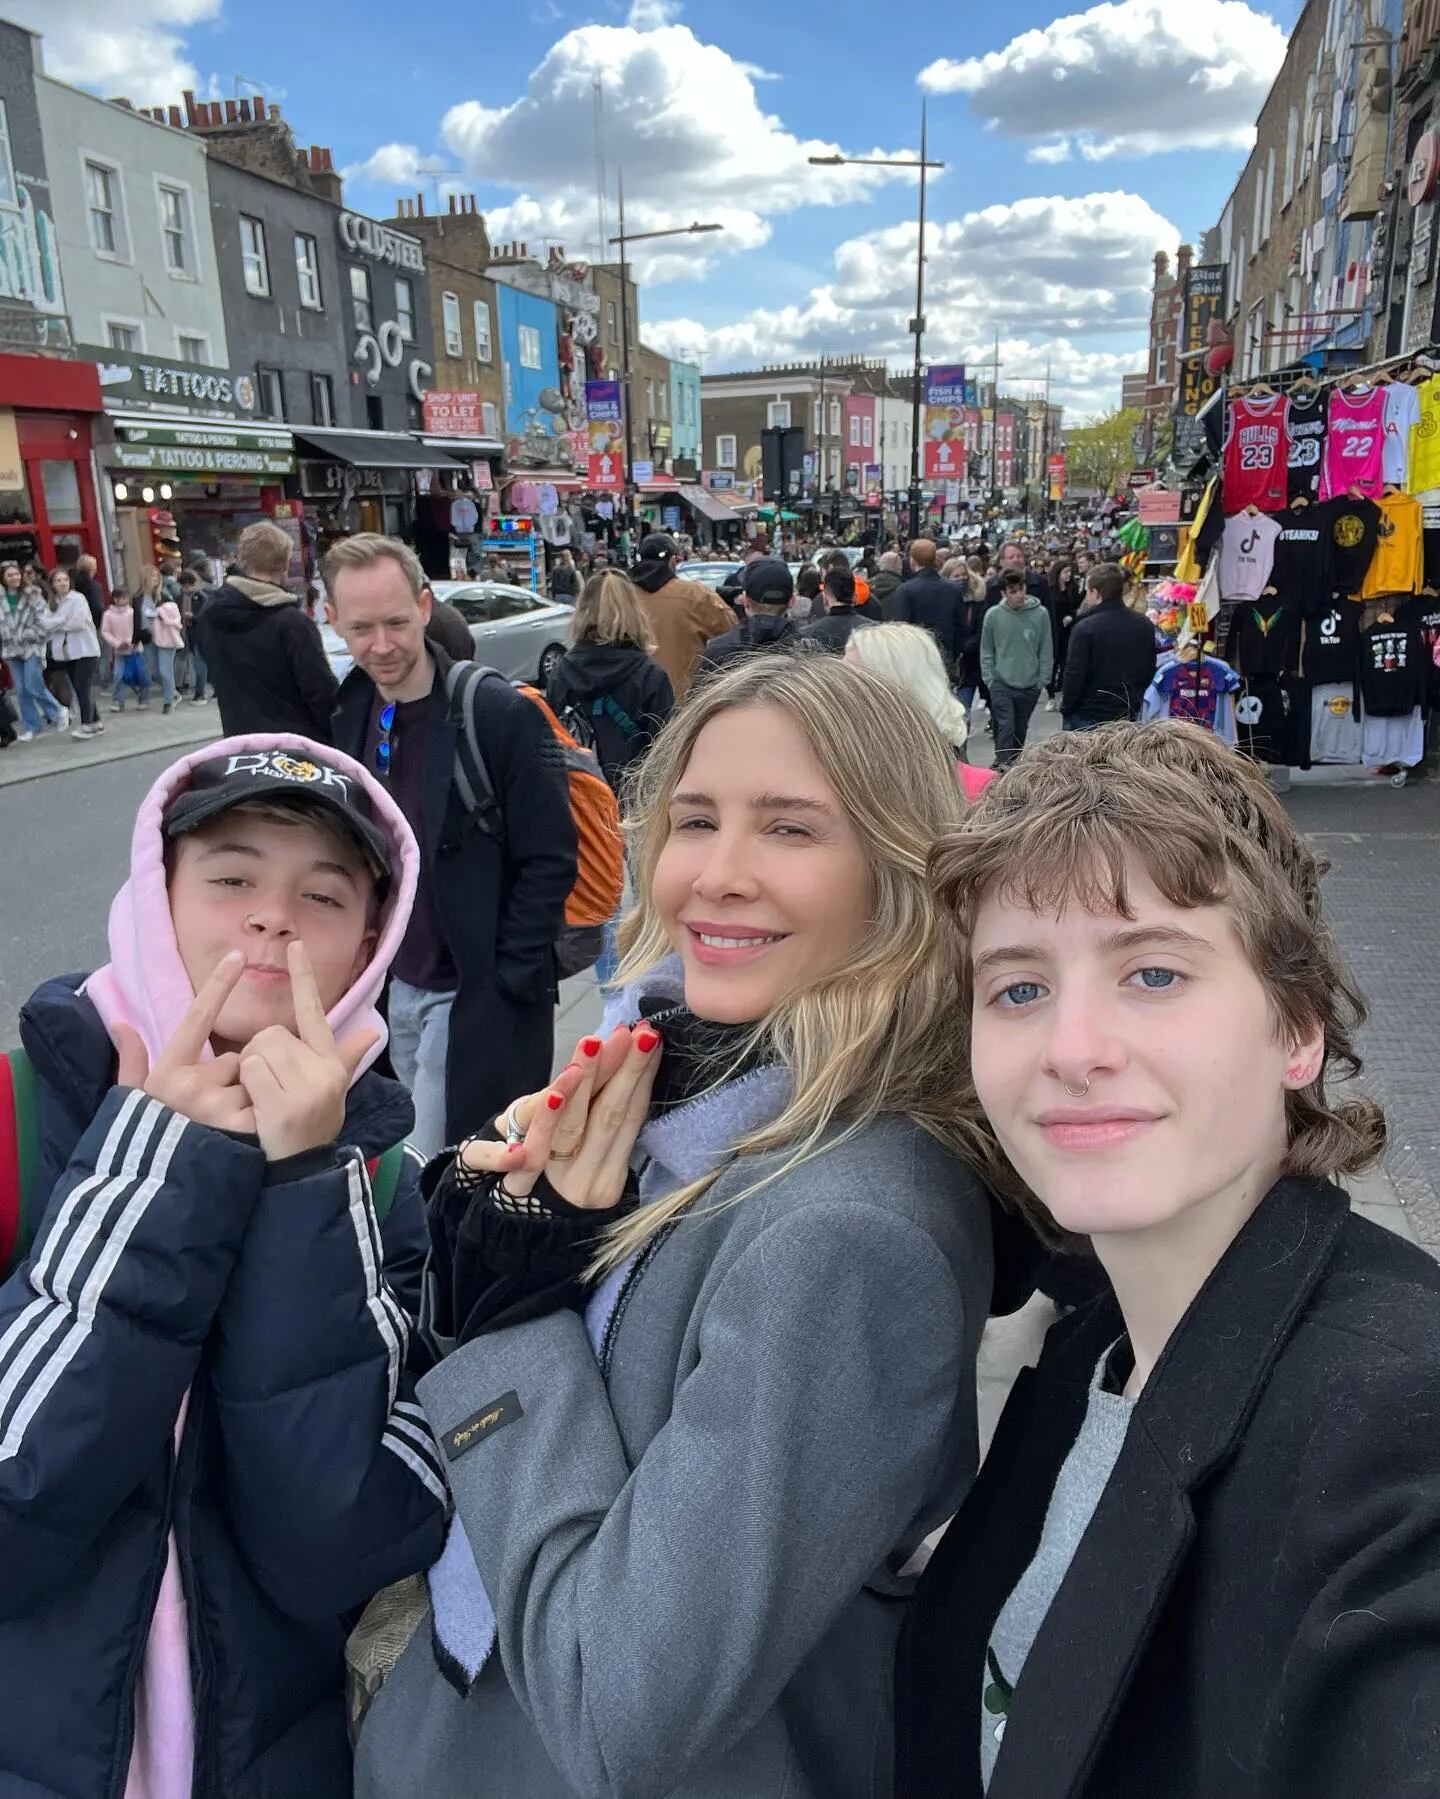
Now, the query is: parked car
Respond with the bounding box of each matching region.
[430,579,573,685]
[320,619,353,683]
[680,560,743,590]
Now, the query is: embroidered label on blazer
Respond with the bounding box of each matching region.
[443,1390,524,1461]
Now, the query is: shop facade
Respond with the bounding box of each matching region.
[0,351,103,575]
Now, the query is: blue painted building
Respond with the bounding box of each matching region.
[494,280,565,462]
[669,358,702,468]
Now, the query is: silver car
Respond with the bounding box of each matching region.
[680,559,743,590]
[429,580,574,685]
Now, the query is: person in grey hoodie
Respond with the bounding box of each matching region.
[979,570,1053,769]
[352,652,995,1799]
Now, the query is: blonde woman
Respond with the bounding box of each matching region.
[545,568,673,792]
[848,621,997,803]
[355,654,995,1799]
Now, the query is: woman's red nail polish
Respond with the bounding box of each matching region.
[546,1091,565,1111]
[507,1141,525,1156]
[636,1029,660,1053]
[580,1036,602,1058]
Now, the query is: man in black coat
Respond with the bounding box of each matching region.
[196,520,337,740]
[699,557,803,673]
[328,534,577,1154]
[889,538,962,671]
[801,567,875,654]
[1060,561,1157,729]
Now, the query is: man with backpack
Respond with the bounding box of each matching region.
[328,534,578,1155]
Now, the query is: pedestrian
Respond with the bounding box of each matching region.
[791,562,822,622]
[627,531,735,699]
[351,653,993,1799]
[327,533,577,1158]
[871,548,905,615]
[1044,558,1081,707]
[0,735,447,1798]
[899,720,1440,1799]
[150,575,185,713]
[178,567,210,701]
[136,565,164,691]
[846,621,998,805]
[71,552,104,634]
[801,565,875,654]
[104,589,150,712]
[196,521,338,741]
[890,538,963,673]
[979,570,1052,769]
[549,549,580,601]
[42,566,102,737]
[1060,560,1159,732]
[0,560,67,740]
[546,568,673,793]
[698,556,804,673]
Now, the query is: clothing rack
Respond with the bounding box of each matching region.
[1227,343,1440,401]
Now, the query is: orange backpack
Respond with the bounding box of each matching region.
[445,662,624,976]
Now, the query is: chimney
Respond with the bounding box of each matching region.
[183,88,198,123]
[225,99,238,122]
[166,103,181,125]
[268,101,282,119]
[240,98,253,122]
[417,193,425,215]
[448,193,456,213]
[254,94,266,120]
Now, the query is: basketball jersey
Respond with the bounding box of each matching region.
[1410,376,1440,494]
[1286,390,1327,501]
[1223,393,1289,512]
[1320,387,1386,501]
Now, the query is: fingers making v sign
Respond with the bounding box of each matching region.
[111,950,257,1135]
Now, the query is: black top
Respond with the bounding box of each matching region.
[890,569,964,668]
[698,611,803,672]
[1269,500,1332,617]
[366,678,457,992]
[1301,600,1359,684]
[1286,389,1328,502]
[196,581,338,742]
[1059,598,1158,723]
[1359,616,1426,717]
[1231,600,1301,678]
[1325,495,1381,598]
[800,605,875,654]
[546,639,673,789]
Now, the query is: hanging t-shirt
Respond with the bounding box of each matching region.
[1217,510,1281,600]
[1321,387,1387,500]
[1359,617,1426,717]
[1382,382,1422,487]
[1411,377,1440,493]
[1286,389,1328,502]
[1268,500,1331,616]
[1309,684,1364,764]
[1233,601,1301,678]
[1223,393,1290,513]
[1145,655,1241,742]
[1175,476,1219,583]
[1326,494,1381,597]
[1361,490,1424,599]
[1399,594,1440,707]
[1361,709,1425,767]
[1302,602,1359,685]
[1234,676,1292,764]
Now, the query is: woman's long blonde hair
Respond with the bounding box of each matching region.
[570,568,656,653]
[847,622,971,753]
[594,652,981,1272]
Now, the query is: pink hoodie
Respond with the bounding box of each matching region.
[81,733,418,1799]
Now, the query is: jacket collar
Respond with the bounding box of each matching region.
[336,648,458,860]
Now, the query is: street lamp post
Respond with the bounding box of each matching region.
[609,175,723,539]
[810,105,943,542]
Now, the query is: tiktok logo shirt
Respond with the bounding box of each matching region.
[1218,511,1282,601]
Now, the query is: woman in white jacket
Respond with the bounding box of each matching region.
[45,567,102,737]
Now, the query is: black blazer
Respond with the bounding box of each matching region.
[896,1178,1440,1799]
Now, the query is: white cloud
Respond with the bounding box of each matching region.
[343,142,452,185]
[645,189,1177,416]
[1027,139,1073,165]
[625,0,679,24]
[918,0,1287,158]
[16,0,220,96]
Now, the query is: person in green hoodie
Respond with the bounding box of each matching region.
[979,570,1052,769]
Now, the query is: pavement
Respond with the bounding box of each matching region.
[0,697,218,789]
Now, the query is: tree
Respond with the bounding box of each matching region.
[1064,407,1144,497]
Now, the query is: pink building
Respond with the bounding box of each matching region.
[843,392,877,490]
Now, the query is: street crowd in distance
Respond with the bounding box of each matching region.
[2,512,1437,1799]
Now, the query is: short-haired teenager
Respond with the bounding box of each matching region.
[896,720,1440,1799]
[0,735,447,1796]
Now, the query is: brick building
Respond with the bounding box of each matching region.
[1376,0,1440,354]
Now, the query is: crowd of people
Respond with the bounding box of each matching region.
[3,516,1438,1799]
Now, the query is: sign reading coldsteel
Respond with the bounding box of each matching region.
[337,211,424,271]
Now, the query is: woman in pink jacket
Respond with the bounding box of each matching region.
[150,585,186,714]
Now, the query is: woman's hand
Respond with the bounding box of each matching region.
[460,1023,662,1211]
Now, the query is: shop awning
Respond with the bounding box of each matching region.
[108,409,294,452]
[417,434,505,457]
[678,484,736,524]
[293,428,463,470]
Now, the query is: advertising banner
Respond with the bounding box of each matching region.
[1137,486,1181,525]
[1174,264,1226,463]
[585,379,625,483]
[1047,452,1067,502]
[423,391,486,436]
[923,365,971,478]
[587,449,625,489]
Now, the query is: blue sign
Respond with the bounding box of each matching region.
[925,364,972,407]
[633,459,654,483]
[662,506,681,529]
[585,379,622,422]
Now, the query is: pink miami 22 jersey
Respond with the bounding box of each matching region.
[1320,386,1386,501]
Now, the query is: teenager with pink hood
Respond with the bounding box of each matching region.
[0,734,448,1799]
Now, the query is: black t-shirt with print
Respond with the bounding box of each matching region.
[1286,390,1328,502]
[1301,601,1359,686]
[1234,675,1293,764]
[1359,617,1426,717]
[1233,601,1302,679]
[1268,501,1332,617]
[1325,495,1381,597]
[1398,593,1440,707]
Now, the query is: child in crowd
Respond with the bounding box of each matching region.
[0,737,447,1797]
[104,588,150,711]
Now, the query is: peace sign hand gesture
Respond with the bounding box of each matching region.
[111,950,257,1135]
[237,941,380,1163]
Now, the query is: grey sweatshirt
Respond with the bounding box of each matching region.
[355,1093,993,1799]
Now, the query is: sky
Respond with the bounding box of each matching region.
[19,0,1305,419]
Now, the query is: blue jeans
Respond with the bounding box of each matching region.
[388,979,454,1160]
[190,647,208,698]
[156,646,177,706]
[6,655,64,733]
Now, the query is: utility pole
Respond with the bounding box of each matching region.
[907,99,930,541]
[817,352,827,513]
[985,329,1000,506]
[615,171,637,534]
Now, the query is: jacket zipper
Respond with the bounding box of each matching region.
[598,1220,674,1380]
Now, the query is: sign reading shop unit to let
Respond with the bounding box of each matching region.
[78,343,258,416]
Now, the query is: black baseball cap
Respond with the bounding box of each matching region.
[163,747,392,887]
[639,532,679,561]
[742,557,794,606]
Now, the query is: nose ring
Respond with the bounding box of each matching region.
[245,915,260,930]
[1064,1077,1091,1099]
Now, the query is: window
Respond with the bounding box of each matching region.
[310,373,334,426]
[1262,148,1275,243]
[827,447,840,484]
[176,333,208,363]
[256,365,285,421]
[812,399,822,434]
[366,393,384,430]
[829,399,841,436]
[157,182,193,276]
[1244,302,1265,379]
[395,277,415,342]
[862,415,872,448]
[767,400,791,428]
[716,433,737,467]
[295,234,322,309]
[0,100,16,208]
[503,360,513,407]
[442,291,462,356]
[482,400,500,437]
[1283,107,1300,205]
[518,323,542,369]
[473,299,492,362]
[1251,175,1263,254]
[106,319,141,352]
[645,378,655,414]
[350,264,372,332]
[85,159,125,257]
[659,383,668,419]
[606,300,618,345]
[849,413,861,446]
[240,215,269,295]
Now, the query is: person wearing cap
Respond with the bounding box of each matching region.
[0,732,447,1799]
[697,556,805,674]
[629,531,735,699]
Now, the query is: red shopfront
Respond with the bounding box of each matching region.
[0,353,105,577]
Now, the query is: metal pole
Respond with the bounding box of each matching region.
[907,100,927,542]
[617,170,636,535]
[818,352,826,520]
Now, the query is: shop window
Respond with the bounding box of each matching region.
[443,291,463,357]
[767,400,791,428]
[518,323,542,369]
[474,300,492,362]
[350,265,373,333]
[256,365,285,421]
[106,319,142,351]
[311,373,334,426]
[716,433,736,467]
[176,333,208,363]
[39,460,83,527]
[85,159,127,258]
[158,182,194,277]
[482,400,500,437]
[396,277,415,342]
[366,394,384,430]
[0,100,19,209]
[240,215,269,295]
[295,234,322,309]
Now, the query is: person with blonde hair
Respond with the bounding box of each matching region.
[354,653,995,1799]
[546,568,673,792]
[898,720,1440,1799]
[847,621,996,802]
